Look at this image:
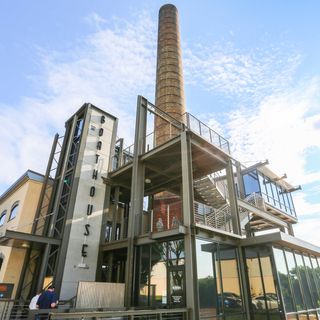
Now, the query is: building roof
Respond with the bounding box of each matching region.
[240,231,320,256]
[0,170,46,203]
[259,166,295,191]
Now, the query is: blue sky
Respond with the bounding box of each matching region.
[0,1,319,243]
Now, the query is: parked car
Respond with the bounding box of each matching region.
[252,294,279,310]
[218,292,242,309]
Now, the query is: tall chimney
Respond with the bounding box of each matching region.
[155,4,185,145]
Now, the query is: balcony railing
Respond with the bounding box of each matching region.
[48,308,190,320]
[183,113,230,154]
[110,100,230,172]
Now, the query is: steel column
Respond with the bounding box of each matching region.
[124,95,147,306]
[226,159,241,235]
[181,131,199,320]
[36,115,79,292]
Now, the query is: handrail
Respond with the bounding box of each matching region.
[183,112,230,154]
[48,307,190,319]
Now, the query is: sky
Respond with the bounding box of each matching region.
[0,1,319,244]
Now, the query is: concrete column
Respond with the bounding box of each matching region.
[155,4,186,145]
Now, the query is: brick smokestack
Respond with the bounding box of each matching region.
[153,4,184,234]
[155,4,185,145]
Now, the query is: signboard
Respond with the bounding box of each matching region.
[0,283,14,298]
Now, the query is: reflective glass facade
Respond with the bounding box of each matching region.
[273,247,320,319]
[134,239,185,308]
[243,169,296,217]
[196,239,245,319]
[245,246,282,320]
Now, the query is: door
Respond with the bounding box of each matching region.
[168,265,185,307]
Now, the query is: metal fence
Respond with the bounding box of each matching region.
[0,299,189,320]
[48,308,190,320]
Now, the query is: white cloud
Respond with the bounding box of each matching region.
[294,216,320,246]
[188,40,320,243]
[227,77,320,185]
[184,42,301,102]
[85,13,107,29]
[0,12,157,190]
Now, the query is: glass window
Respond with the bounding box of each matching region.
[0,210,7,226]
[285,251,305,311]
[245,248,268,313]
[310,257,320,307]
[135,240,185,309]
[264,178,274,205]
[196,239,219,319]
[105,221,112,242]
[219,248,243,315]
[246,247,282,319]
[9,202,19,221]
[168,240,184,266]
[150,243,167,307]
[287,193,296,216]
[294,253,313,309]
[303,255,320,308]
[258,173,267,196]
[243,170,261,197]
[277,185,285,209]
[139,245,150,306]
[271,182,280,208]
[273,248,295,313]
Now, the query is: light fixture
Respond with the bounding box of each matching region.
[145,178,151,184]
[21,243,30,248]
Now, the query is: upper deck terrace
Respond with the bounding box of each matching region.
[110,98,230,172]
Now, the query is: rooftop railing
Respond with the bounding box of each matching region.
[110,100,230,172]
[183,112,230,154]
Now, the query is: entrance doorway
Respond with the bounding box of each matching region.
[168,265,185,307]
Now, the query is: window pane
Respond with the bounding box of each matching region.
[245,248,268,314]
[9,203,19,220]
[258,173,266,195]
[265,178,275,205]
[303,255,320,308]
[196,239,218,319]
[168,240,184,266]
[310,257,320,307]
[0,211,6,226]
[273,248,295,313]
[271,182,280,208]
[139,246,150,306]
[219,248,243,314]
[295,253,313,309]
[243,170,260,196]
[285,251,305,311]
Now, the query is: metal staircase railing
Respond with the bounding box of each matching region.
[194,192,267,234]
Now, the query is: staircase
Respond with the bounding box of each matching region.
[194,174,260,234]
[194,174,227,208]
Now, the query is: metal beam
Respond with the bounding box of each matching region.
[238,199,288,228]
[124,95,147,307]
[226,160,241,235]
[140,135,181,161]
[0,230,60,246]
[181,131,199,320]
[191,138,228,166]
[36,114,79,293]
[240,160,269,175]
